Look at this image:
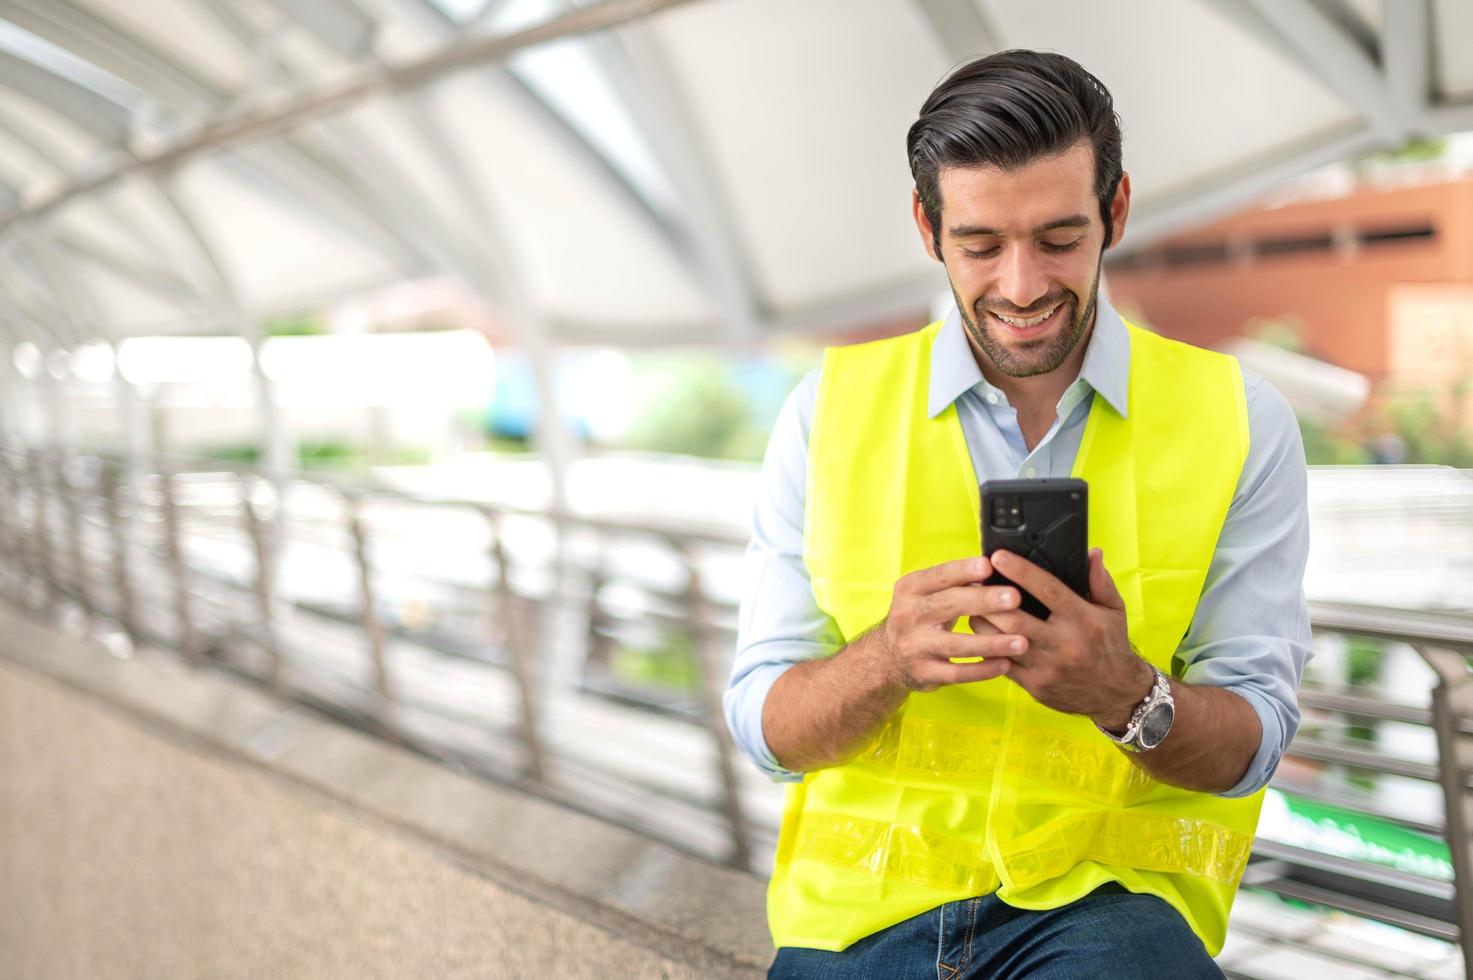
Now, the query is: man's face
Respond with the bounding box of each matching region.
[915,142,1126,379]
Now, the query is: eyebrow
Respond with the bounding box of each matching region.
[947,214,1092,238]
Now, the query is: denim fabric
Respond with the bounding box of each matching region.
[767,884,1223,980]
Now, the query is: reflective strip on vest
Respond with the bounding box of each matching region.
[789,807,1251,895]
[853,712,1160,805]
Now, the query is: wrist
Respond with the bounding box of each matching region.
[853,620,909,696]
[1094,655,1154,733]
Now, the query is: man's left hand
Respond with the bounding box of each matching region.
[975,548,1154,730]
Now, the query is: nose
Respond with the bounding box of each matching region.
[995,246,1050,312]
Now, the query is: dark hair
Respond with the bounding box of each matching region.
[907,50,1124,253]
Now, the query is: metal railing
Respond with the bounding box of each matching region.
[0,445,1468,975]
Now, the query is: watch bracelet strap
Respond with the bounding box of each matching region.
[1099,664,1169,746]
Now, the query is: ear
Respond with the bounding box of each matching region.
[912,188,942,262]
[1106,171,1132,252]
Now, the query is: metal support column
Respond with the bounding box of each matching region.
[485,507,547,784]
[345,492,392,711]
[155,427,198,666]
[43,359,92,628]
[241,472,284,694]
[99,461,139,649]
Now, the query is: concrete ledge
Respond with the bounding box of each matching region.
[0,605,773,979]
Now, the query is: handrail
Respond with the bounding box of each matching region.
[0,444,1469,965]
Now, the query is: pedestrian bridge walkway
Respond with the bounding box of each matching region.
[1,603,1465,979]
[0,607,771,979]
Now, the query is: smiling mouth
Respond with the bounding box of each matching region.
[988,302,1065,333]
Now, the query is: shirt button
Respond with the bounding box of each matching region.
[1024,466,1037,478]
[986,392,999,405]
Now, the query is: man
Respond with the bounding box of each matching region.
[725,50,1310,979]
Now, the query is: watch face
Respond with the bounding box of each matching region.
[1139,701,1174,748]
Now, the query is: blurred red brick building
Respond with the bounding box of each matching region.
[1105,176,1473,396]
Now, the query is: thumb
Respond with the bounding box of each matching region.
[1089,547,1125,611]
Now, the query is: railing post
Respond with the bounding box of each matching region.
[157,458,199,668]
[0,452,23,602]
[58,452,92,629]
[10,450,39,606]
[240,472,284,694]
[31,449,58,613]
[1418,641,1473,969]
[678,538,752,872]
[345,492,392,712]
[485,507,546,784]
[99,461,139,649]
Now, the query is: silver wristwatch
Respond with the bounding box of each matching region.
[1095,665,1174,752]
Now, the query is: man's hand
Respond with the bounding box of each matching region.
[977,548,1153,729]
[762,554,1035,773]
[875,556,1033,692]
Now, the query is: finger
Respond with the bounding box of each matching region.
[967,614,1002,635]
[901,556,992,597]
[931,631,1028,661]
[916,584,1023,626]
[980,609,1049,646]
[991,550,1083,615]
[1088,547,1124,611]
[915,657,1012,688]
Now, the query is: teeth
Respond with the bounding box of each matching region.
[995,304,1060,328]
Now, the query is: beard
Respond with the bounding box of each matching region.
[954,263,1101,379]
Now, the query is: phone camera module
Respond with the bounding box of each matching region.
[992,497,1023,529]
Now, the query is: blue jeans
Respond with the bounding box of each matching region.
[768,883,1223,979]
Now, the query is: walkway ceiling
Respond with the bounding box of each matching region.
[0,0,1469,349]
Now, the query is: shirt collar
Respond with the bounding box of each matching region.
[927,293,1131,419]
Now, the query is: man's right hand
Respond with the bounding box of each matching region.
[872,556,1031,692]
[761,556,1030,773]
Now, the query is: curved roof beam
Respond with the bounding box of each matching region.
[1203,0,1435,140]
[0,47,224,323]
[1240,0,1400,137]
[1,0,434,274]
[0,0,703,235]
[0,104,222,311]
[54,231,214,314]
[581,23,766,340]
[24,229,118,347]
[0,45,131,145]
[1124,0,1465,248]
[3,0,212,116]
[395,0,711,306]
[257,0,379,59]
[206,0,592,505]
[0,244,84,348]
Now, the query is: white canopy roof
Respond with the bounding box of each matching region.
[0,0,1469,349]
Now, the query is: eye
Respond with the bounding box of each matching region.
[960,246,1000,260]
[1041,239,1082,253]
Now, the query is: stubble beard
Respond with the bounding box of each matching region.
[954,263,1101,379]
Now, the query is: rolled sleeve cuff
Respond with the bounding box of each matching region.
[1217,684,1286,798]
[723,660,806,783]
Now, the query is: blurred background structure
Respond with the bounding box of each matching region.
[0,1,1471,977]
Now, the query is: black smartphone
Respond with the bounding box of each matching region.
[980,478,1089,620]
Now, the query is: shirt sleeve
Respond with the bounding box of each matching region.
[1176,368,1313,798]
[722,368,842,782]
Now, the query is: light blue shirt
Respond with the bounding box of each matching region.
[724,297,1311,797]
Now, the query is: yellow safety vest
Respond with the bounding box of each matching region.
[769,319,1261,955]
